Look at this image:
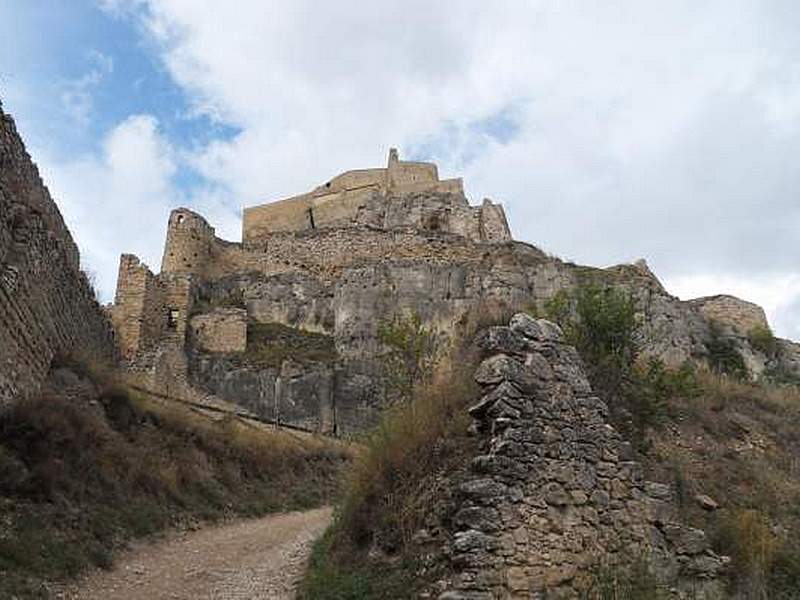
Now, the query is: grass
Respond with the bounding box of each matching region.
[300,348,481,598]
[240,322,338,367]
[646,371,800,598]
[0,356,351,597]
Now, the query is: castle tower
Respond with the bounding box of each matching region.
[161,208,215,275]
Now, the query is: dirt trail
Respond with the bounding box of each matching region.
[63,507,332,600]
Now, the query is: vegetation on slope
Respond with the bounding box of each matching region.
[0,357,351,598]
[303,286,800,599]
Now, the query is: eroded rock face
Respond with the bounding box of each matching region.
[435,315,727,599]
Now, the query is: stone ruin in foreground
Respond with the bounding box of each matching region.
[105,148,800,436]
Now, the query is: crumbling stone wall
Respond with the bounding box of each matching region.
[435,314,727,599]
[0,104,116,406]
[689,294,769,334]
[110,253,192,359]
[189,308,247,353]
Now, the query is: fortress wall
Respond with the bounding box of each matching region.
[0,106,117,406]
[479,199,513,241]
[113,253,194,359]
[242,195,312,240]
[320,168,385,193]
[689,294,770,334]
[161,208,216,274]
[189,308,247,353]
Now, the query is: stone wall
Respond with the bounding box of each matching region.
[111,253,192,359]
[434,315,727,599]
[241,150,479,241]
[189,308,247,353]
[0,104,117,406]
[689,294,769,334]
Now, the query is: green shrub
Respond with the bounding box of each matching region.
[242,322,337,367]
[298,529,417,600]
[377,312,439,402]
[579,556,669,600]
[707,322,747,380]
[748,324,778,356]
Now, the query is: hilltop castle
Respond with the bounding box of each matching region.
[109,150,513,432]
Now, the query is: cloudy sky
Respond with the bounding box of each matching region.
[1,1,799,339]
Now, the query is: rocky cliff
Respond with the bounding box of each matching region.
[0,103,117,407]
[108,155,800,435]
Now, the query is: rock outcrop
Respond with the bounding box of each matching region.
[435,315,727,599]
[0,103,117,407]
[106,150,800,434]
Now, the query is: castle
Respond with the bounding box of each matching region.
[105,147,800,436]
[109,150,514,433]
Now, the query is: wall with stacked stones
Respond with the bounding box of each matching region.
[434,314,727,599]
[0,104,117,406]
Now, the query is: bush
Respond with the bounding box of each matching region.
[538,283,679,447]
[748,325,778,356]
[336,361,478,552]
[713,509,776,596]
[377,312,439,402]
[579,556,669,600]
[707,322,747,380]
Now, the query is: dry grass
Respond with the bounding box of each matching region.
[0,356,351,597]
[336,359,479,553]
[646,371,800,597]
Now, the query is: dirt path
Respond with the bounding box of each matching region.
[63,507,332,600]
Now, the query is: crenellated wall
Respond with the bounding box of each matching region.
[0,104,117,406]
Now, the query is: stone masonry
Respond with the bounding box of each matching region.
[0,103,117,406]
[242,149,510,242]
[107,148,800,436]
[436,314,727,599]
[189,308,247,353]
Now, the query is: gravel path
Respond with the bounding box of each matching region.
[63,507,332,600]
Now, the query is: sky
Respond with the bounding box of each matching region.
[1,1,799,340]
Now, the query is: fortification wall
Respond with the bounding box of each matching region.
[161,208,216,274]
[689,294,769,334]
[0,105,117,406]
[112,253,193,359]
[434,315,726,598]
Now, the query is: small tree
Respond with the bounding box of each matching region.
[707,322,747,380]
[377,312,439,402]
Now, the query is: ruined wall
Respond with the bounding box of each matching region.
[689,294,769,334]
[189,308,247,353]
[161,208,216,275]
[434,315,726,598]
[0,105,116,405]
[111,253,192,359]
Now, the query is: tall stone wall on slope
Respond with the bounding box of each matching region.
[0,105,117,406]
[434,315,727,599]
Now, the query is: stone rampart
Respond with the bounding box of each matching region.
[0,105,117,406]
[689,294,769,334]
[436,314,727,598]
[189,308,247,353]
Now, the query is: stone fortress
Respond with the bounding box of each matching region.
[109,150,515,433]
[106,147,800,436]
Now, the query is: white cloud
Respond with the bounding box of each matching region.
[89,1,800,338]
[36,114,177,302]
[60,50,114,126]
